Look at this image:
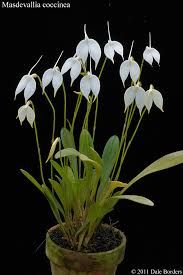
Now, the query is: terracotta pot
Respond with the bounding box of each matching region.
[46,224,126,275]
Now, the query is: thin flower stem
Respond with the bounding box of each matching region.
[62,81,67,128]
[138,58,144,82]
[35,74,56,180]
[113,102,136,180]
[83,100,92,130]
[30,101,46,185]
[92,97,98,141]
[113,57,145,180]
[43,92,56,143]
[98,57,107,80]
[115,108,146,181]
[92,57,107,141]
[111,107,130,179]
[71,94,82,134]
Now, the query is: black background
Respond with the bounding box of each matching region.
[1,1,183,274]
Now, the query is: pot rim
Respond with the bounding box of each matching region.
[47,223,127,256]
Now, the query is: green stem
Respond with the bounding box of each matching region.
[62,81,67,128]
[82,100,92,130]
[138,58,144,82]
[92,97,98,141]
[43,92,56,143]
[98,57,107,80]
[115,108,146,181]
[35,74,56,181]
[31,101,46,185]
[71,94,82,134]
[111,107,130,179]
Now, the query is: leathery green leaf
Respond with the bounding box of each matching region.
[97,135,119,200]
[48,179,65,215]
[104,180,127,199]
[111,195,154,206]
[127,150,183,187]
[41,184,63,223]
[54,148,101,175]
[20,169,43,193]
[79,129,94,181]
[50,160,75,209]
[79,129,94,157]
[60,127,78,177]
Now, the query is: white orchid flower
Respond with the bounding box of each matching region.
[119,41,140,87]
[124,82,146,115]
[104,21,124,63]
[61,55,81,85]
[143,32,160,66]
[145,84,163,113]
[80,71,100,101]
[76,24,101,69]
[15,55,43,102]
[42,51,63,97]
[17,101,35,127]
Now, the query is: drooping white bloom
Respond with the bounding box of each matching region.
[124,83,146,115]
[104,21,124,63]
[119,41,140,87]
[80,72,100,101]
[61,55,81,85]
[15,56,42,102]
[143,33,160,66]
[42,51,63,97]
[17,101,35,127]
[76,24,101,69]
[144,84,163,113]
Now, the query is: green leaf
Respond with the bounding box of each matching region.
[79,129,94,157]
[48,179,65,215]
[20,169,43,193]
[128,150,183,187]
[50,160,75,209]
[88,147,103,167]
[104,180,127,199]
[55,148,101,174]
[97,135,119,200]
[111,195,154,206]
[41,184,63,223]
[60,127,78,177]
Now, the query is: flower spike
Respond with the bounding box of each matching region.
[143,32,160,66]
[76,24,101,69]
[119,41,140,86]
[42,51,63,96]
[104,21,124,63]
[15,55,43,102]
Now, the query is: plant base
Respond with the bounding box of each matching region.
[46,224,126,275]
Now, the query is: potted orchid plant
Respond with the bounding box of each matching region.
[14,22,183,275]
